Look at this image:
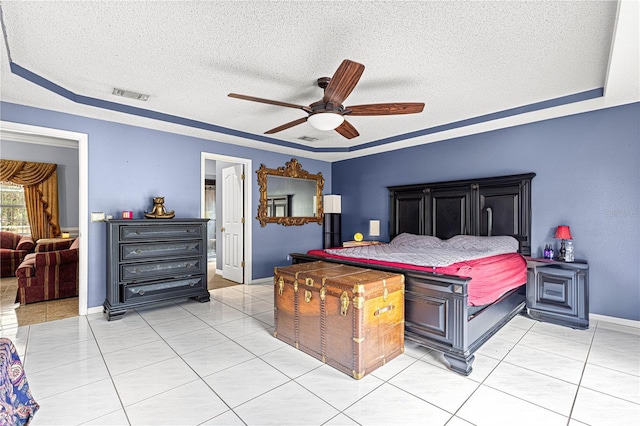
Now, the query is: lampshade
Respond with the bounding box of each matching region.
[369,220,380,237]
[554,225,573,240]
[307,112,345,131]
[323,194,342,214]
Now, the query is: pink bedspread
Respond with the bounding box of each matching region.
[306,249,526,306]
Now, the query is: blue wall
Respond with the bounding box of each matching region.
[332,102,640,321]
[1,102,331,308]
[3,101,638,321]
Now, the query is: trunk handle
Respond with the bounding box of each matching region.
[374,305,395,316]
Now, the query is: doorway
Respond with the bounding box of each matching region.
[201,153,252,285]
[204,178,216,262]
[0,120,89,321]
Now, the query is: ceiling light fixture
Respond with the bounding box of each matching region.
[307,112,344,131]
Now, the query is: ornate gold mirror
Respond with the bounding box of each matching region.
[257,158,324,226]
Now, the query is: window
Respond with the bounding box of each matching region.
[0,182,30,234]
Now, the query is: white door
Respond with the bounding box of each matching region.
[222,164,244,283]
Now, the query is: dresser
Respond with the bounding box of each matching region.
[525,258,589,329]
[104,218,210,320]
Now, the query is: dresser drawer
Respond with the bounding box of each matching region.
[533,267,576,315]
[122,276,206,302]
[120,224,204,241]
[120,257,204,282]
[121,240,203,261]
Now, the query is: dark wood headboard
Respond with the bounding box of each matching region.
[388,173,535,256]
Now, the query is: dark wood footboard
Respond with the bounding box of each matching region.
[289,252,526,375]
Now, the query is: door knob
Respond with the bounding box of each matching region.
[221,227,225,232]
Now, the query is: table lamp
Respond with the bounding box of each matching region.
[554,225,573,261]
[369,220,380,241]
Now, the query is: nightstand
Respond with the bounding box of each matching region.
[342,241,385,248]
[525,257,589,329]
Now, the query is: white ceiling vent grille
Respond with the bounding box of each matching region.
[112,88,149,101]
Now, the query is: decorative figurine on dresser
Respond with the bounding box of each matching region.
[144,196,175,219]
[103,218,210,320]
[525,256,589,329]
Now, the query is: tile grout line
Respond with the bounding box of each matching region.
[447,318,534,424]
[564,320,599,424]
[84,314,134,426]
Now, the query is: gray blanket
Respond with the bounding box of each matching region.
[324,233,519,267]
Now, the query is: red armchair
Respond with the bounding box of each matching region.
[15,238,79,304]
[0,231,35,277]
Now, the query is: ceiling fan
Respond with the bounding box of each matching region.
[228,59,425,139]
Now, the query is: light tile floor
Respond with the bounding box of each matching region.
[1,283,638,425]
[0,276,79,328]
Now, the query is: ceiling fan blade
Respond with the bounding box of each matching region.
[335,120,359,139]
[264,117,308,134]
[228,93,311,112]
[346,103,425,116]
[323,60,365,105]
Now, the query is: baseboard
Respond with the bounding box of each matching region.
[250,277,273,285]
[87,306,103,315]
[591,313,640,329]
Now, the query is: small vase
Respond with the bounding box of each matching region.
[564,241,574,262]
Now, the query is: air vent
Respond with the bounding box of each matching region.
[112,88,149,101]
[297,136,318,142]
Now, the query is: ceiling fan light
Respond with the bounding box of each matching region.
[308,112,344,131]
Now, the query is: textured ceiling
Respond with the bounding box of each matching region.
[0,1,638,161]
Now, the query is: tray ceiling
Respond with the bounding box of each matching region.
[1,1,638,161]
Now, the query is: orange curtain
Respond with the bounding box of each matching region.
[0,159,60,240]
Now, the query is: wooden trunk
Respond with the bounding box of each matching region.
[274,261,405,379]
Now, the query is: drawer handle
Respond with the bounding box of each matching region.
[135,230,141,235]
[133,268,141,274]
[135,249,142,254]
[138,290,145,296]
[304,290,312,303]
[189,282,195,287]
[186,263,193,268]
[374,305,395,316]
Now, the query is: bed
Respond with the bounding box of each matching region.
[290,173,535,375]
